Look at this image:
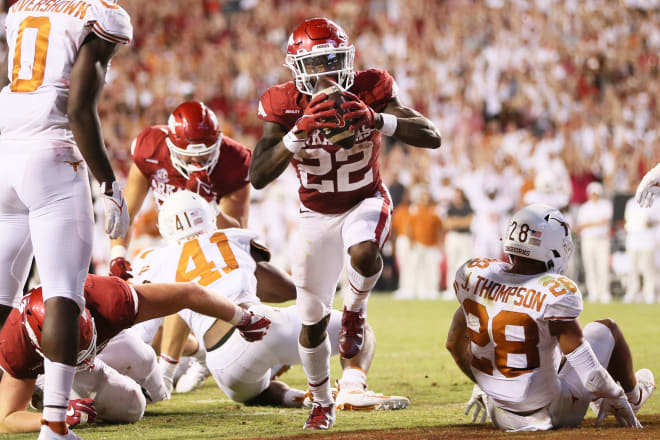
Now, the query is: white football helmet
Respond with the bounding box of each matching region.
[502,204,574,273]
[158,190,216,243]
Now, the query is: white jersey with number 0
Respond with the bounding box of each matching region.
[0,0,132,143]
[453,258,583,413]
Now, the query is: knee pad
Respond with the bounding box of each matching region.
[296,290,330,325]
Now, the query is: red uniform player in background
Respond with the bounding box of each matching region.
[250,18,441,430]
[108,102,254,394]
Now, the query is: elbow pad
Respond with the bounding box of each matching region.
[565,342,622,399]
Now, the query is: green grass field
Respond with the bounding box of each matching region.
[5,295,660,439]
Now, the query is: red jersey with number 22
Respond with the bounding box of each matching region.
[258,69,396,214]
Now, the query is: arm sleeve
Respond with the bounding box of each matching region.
[543,291,583,321]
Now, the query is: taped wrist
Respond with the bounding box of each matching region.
[110,245,127,260]
[565,342,622,399]
[379,113,398,136]
[283,128,305,154]
[229,306,246,326]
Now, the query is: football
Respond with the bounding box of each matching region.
[312,77,356,149]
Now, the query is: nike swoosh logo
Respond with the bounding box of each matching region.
[66,407,75,417]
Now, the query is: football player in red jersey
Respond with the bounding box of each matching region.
[107,101,263,395]
[250,18,441,430]
[109,101,252,277]
[0,274,270,434]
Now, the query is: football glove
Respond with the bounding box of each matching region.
[635,163,660,208]
[109,257,133,280]
[465,384,488,423]
[185,166,215,198]
[294,93,339,136]
[595,393,642,428]
[101,181,130,239]
[236,310,271,342]
[66,398,96,428]
[340,90,378,131]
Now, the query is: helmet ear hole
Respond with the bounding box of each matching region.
[552,250,561,258]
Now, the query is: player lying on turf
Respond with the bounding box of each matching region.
[446,204,655,431]
[30,327,170,427]
[132,190,409,410]
[0,275,270,434]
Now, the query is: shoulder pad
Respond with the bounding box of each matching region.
[131,126,167,162]
[90,0,132,45]
[539,275,584,321]
[257,82,299,128]
[353,69,397,112]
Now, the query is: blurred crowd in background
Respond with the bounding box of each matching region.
[1,0,659,301]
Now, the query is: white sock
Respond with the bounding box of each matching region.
[343,258,383,313]
[42,359,76,422]
[340,366,367,384]
[159,353,179,382]
[339,366,367,390]
[626,383,641,405]
[298,336,332,405]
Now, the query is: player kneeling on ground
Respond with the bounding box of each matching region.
[132,190,409,410]
[446,204,655,431]
[0,275,270,435]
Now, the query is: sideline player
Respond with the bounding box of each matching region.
[0,2,132,438]
[0,274,270,434]
[250,17,441,429]
[132,190,409,410]
[446,204,655,431]
[636,162,660,208]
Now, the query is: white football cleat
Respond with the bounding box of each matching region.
[630,369,655,413]
[38,423,83,440]
[335,381,410,411]
[175,358,211,393]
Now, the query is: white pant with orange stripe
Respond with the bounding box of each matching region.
[293,187,392,324]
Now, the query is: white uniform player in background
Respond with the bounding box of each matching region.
[447,204,654,432]
[0,1,131,439]
[131,190,409,410]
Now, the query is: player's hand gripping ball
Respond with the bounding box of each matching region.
[311,77,357,149]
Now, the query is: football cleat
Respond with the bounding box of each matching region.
[630,369,655,413]
[303,402,336,430]
[38,421,82,440]
[338,307,365,359]
[175,358,211,393]
[335,381,410,411]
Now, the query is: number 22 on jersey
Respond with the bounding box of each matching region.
[298,145,373,192]
[176,232,238,286]
[11,17,51,93]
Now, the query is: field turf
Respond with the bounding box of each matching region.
[5,295,659,439]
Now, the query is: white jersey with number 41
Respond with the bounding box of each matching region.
[453,258,583,413]
[0,0,132,143]
[131,228,261,306]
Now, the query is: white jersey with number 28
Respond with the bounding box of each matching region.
[454,258,583,413]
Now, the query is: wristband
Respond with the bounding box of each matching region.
[283,129,305,154]
[229,306,245,325]
[379,113,398,136]
[110,245,127,260]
